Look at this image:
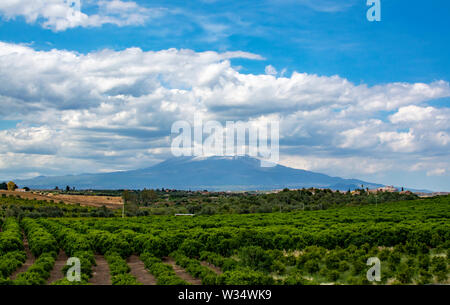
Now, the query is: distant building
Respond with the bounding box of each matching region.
[15,188,28,192]
[367,186,399,194]
[400,190,413,195]
[377,186,398,192]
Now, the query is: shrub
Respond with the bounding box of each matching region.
[283,273,312,285]
[179,239,205,258]
[220,268,275,285]
[14,252,56,285]
[304,260,320,274]
[238,246,273,272]
[396,263,415,284]
[21,218,58,257]
[140,252,189,285]
[0,250,27,278]
[111,274,141,285]
[171,251,218,285]
[199,251,238,272]
[0,218,23,255]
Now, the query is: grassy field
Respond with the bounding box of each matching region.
[0,190,123,209]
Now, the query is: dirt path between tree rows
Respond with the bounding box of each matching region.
[200,261,223,274]
[10,232,35,280]
[127,255,157,285]
[89,254,111,285]
[164,257,202,285]
[47,250,69,284]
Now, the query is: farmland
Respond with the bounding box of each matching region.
[0,194,449,285]
[0,190,123,209]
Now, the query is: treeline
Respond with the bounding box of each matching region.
[124,187,419,216]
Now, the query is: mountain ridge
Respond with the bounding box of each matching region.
[13,155,390,191]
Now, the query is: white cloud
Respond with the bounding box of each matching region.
[265,65,277,76]
[293,0,359,13]
[427,168,446,176]
[279,154,394,177]
[390,105,435,123]
[0,0,156,31]
[0,41,449,186]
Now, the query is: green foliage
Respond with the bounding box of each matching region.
[140,252,189,285]
[430,256,448,281]
[104,251,140,285]
[21,218,58,257]
[14,252,56,285]
[39,220,95,280]
[220,268,275,285]
[199,251,238,272]
[0,250,26,278]
[396,263,415,284]
[171,251,219,285]
[304,260,320,274]
[88,230,131,257]
[138,187,420,216]
[0,218,23,255]
[282,273,313,285]
[111,273,141,285]
[179,239,205,258]
[0,195,447,285]
[238,246,274,272]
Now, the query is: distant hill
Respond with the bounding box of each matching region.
[14,156,387,191]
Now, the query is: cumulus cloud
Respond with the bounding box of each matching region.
[0,41,449,187]
[0,0,156,31]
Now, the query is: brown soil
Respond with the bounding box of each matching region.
[47,251,69,284]
[89,255,112,285]
[10,233,35,280]
[163,257,202,285]
[127,255,157,285]
[0,190,123,209]
[200,261,223,274]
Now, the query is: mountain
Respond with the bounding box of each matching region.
[15,156,385,191]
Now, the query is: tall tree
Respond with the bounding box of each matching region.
[141,189,158,205]
[7,181,18,191]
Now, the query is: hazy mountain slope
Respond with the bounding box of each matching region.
[15,156,384,191]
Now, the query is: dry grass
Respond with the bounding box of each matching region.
[0,190,123,209]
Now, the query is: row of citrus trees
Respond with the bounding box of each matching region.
[38,197,448,284]
[0,218,58,284]
[0,218,26,282]
[1,196,448,285]
[49,202,449,257]
[0,217,145,285]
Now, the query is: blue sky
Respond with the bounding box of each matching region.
[0,0,449,191]
[1,0,449,85]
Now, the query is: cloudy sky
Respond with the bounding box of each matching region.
[0,0,449,191]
